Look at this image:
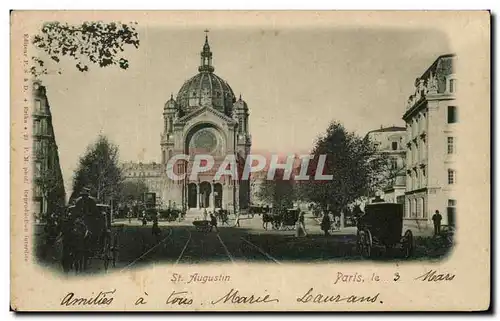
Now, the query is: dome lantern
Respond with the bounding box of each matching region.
[198,30,214,73]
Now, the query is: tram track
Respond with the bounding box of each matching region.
[119,228,173,273]
[239,237,281,264]
[217,233,236,264]
[174,229,192,265]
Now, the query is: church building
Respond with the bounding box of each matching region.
[123,33,252,213]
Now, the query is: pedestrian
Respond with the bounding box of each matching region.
[432,210,443,236]
[152,217,161,240]
[203,208,208,221]
[299,211,307,236]
[320,213,331,236]
[334,215,340,230]
[210,213,219,232]
[234,212,241,227]
[142,210,147,226]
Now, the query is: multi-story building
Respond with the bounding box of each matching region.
[32,81,66,221]
[121,161,163,202]
[402,54,457,229]
[365,126,407,203]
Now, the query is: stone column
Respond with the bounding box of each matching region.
[211,182,215,210]
[196,183,200,209]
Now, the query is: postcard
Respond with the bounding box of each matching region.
[10,10,490,311]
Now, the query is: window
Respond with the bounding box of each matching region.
[34,162,42,177]
[449,79,456,93]
[392,142,398,150]
[34,120,40,135]
[390,158,398,170]
[34,185,41,198]
[421,198,427,218]
[447,137,455,154]
[40,119,46,135]
[448,199,457,207]
[34,141,41,155]
[448,169,456,184]
[34,100,41,112]
[448,106,457,124]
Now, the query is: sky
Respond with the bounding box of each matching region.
[36,26,450,194]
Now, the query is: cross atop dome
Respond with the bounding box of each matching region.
[199,30,214,73]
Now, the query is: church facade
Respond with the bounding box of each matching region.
[123,34,252,212]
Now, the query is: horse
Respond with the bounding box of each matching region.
[262,213,274,230]
[216,209,229,226]
[61,216,91,273]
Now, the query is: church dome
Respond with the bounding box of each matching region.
[176,34,236,115]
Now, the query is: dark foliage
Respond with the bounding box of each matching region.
[72,135,124,204]
[31,21,140,76]
[297,121,389,212]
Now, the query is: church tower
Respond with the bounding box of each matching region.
[161,94,177,168]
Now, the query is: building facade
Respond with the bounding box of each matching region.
[365,126,407,203]
[32,81,66,221]
[123,34,251,212]
[402,54,457,229]
[122,161,163,199]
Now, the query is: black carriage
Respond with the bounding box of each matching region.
[263,208,299,231]
[280,209,299,230]
[159,208,184,222]
[356,202,414,259]
[193,220,212,232]
[248,205,262,215]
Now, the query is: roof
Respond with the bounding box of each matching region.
[367,126,406,134]
[417,53,456,83]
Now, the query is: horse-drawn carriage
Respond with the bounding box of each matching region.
[193,219,212,232]
[62,202,121,273]
[356,202,414,259]
[215,209,229,225]
[262,208,300,231]
[160,208,184,222]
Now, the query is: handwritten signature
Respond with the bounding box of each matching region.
[297,288,381,304]
[211,288,279,305]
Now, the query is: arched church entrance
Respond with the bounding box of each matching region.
[199,181,212,208]
[187,183,197,208]
[214,183,223,209]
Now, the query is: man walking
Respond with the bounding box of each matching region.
[321,213,331,236]
[210,213,219,232]
[432,210,443,236]
[234,212,241,227]
[298,211,307,236]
